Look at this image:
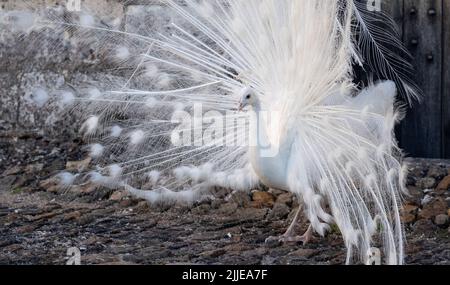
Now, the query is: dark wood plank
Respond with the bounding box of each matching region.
[401,0,442,158]
[443,1,450,159]
[383,0,405,34]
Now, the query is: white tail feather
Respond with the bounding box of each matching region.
[25,0,417,264]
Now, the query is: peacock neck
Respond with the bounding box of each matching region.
[249,105,271,152]
[248,106,288,190]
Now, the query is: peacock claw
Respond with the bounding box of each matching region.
[265,224,314,246]
[265,205,315,246]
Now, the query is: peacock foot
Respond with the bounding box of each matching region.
[265,225,314,246]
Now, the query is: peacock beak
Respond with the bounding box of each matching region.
[238,102,244,112]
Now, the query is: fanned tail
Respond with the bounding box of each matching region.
[14,0,417,264]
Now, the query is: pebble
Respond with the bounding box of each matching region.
[268,188,288,196]
[63,211,82,221]
[134,201,150,213]
[200,249,226,258]
[416,177,437,190]
[210,199,223,209]
[39,177,59,193]
[25,163,44,174]
[419,198,448,220]
[119,199,136,208]
[218,202,239,215]
[437,175,450,192]
[401,204,418,224]
[110,191,127,201]
[427,166,448,179]
[423,189,434,195]
[421,195,434,206]
[434,214,449,228]
[251,191,275,208]
[191,204,211,215]
[65,157,92,172]
[227,191,251,207]
[289,248,318,258]
[2,166,23,176]
[0,176,18,190]
[277,193,294,207]
[413,219,437,236]
[268,203,291,221]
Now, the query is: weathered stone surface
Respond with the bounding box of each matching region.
[63,210,82,221]
[406,186,423,206]
[434,214,449,228]
[0,176,18,192]
[289,248,318,258]
[418,198,448,220]
[251,191,275,208]
[268,203,291,221]
[277,193,294,207]
[2,166,23,176]
[427,166,448,179]
[416,177,437,190]
[218,202,238,215]
[227,191,252,208]
[39,177,59,193]
[110,191,127,202]
[24,163,44,174]
[200,249,227,258]
[401,204,418,224]
[437,175,450,192]
[66,158,91,173]
[268,188,288,196]
[412,219,438,236]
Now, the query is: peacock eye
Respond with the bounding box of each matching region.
[246,94,251,99]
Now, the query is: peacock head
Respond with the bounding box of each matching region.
[238,87,259,111]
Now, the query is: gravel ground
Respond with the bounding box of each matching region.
[0,133,449,265]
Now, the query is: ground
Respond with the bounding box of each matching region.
[1,0,448,266]
[0,132,449,265]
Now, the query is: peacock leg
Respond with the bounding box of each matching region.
[265,206,314,245]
